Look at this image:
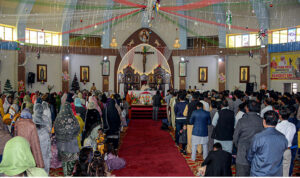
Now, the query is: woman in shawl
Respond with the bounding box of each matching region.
[54,93,80,176]
[78,92,86,106]
[103,99,121,149]
[21,94,31,111]
[89,96,102,116]
[82,102,101,146]
[75,98,86,121]
[33,102,52,174]
[3,95,13,114]
[0,136,47,177]
[14,109,45,169]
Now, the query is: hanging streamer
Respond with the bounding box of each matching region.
[161,9,258,32]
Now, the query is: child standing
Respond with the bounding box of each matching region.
[179,124,187,155]
[96,129,105,155]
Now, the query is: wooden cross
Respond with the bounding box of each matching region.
[135,49,154,73]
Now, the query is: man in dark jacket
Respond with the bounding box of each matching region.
[174,94,188,145]
[201,143,232,176]
[212,100,235,153]
[190,102,211,161]
[247,110,287,176]
[152,91,162,121]
[233,100,264,176]
[183,93,200,154]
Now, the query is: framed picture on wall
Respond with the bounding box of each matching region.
[240,66,250,83]
[199,67,208,83]
[102,60,110,76]
[80,66,90,83]
[37,64,47,82]
[179,62,187,77]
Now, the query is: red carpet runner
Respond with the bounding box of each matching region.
[113,119,194,176]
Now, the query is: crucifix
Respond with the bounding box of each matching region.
[135,48,154,73]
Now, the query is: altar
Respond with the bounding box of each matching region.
[127,90,159,105]
[118,65,171,97]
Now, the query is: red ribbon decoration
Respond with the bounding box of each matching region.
[160,0,225,11]
[162,10,259,32]
[112,0,146,8]
[60,9,141,35]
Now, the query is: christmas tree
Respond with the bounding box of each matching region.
[71,73,80,92]
[4,79,13,95]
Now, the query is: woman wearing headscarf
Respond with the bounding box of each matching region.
[21,95,31,111]
[78,92,86,106]
[103,99,121,149]
[88,96,102,116]
[3,95,13,114]
[41,94,52,121]
[0,137,47,176]
[33,103,52,174]
[82,102,102,145]
[14,109,45,169]
[54,93,80,176]
[75,98,87,121]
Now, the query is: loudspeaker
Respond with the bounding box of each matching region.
[246,82,254,92]
[28,72,35,83]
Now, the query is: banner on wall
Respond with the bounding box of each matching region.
[270,52,300,80]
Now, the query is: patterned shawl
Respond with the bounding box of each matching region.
[54,102,80,142]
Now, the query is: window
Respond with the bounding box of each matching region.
[292,83,298,94]
[242,35,249,47]
[288,28,296,42]
[272,31,280,44]
[249,34,256,46]
[280,30,287,43]
[256,35,261,46]
[52,34,59,46]
[228,35,235,48]
[29,31,37,44]
[25,30,30,43]
[45,33,52,45]
[37,32,45,45]
[26,28,61,46]
[4,27,13,41]
[0,26,4,40]
[297,28,300,42]
[235,35,242,47]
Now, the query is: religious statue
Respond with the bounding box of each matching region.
[135,46,154,73]
[242,69,246,81]
[201,69,205,81]
[40,68,45,81]
[83,69,88,81]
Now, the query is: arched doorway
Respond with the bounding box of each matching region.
[114,28,174,92]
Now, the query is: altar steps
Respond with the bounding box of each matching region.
[130,105,167,119]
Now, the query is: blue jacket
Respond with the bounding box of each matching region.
[190,109,211,137]
[174,101,188,118]
[247,127,288,176]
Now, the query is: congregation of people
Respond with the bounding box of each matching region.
[0,89,127,177]
[165,88,300,177]
[0,86,299,177]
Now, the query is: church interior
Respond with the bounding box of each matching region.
[0,0,300,177]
